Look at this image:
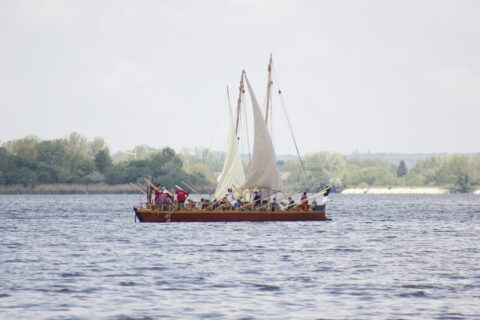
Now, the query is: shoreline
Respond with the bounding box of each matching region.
[0,184,478,195]
[341,187,454,194]
[0,183,136,195]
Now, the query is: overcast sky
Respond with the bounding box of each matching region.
[0,0,479,155]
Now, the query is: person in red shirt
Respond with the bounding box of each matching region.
[300,192,309,211]
[154,184,161,204]
[175,188,190,209]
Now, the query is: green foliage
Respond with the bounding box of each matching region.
[444,154,475,192]
[1,134,479,193]
[85,171,106,184]
[94,149,112,173]
[342,157,401,188]
[285,152,347,192]
[347,167,399,186]
[405,154,478,192]
[0,134,212,192]
[283,152,480,192]
[397,160,408,177]
[179,147,225,173]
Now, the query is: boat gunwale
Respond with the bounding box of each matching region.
[133,207,330,222]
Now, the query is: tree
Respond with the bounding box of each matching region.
[36,140,69,183]
[90,137,107,155]
[0,147,9,184]
[85,171,106,184]
[346,167,398,187]
[397,160,408,177]
[94,149,112,173]
[5,136,40,170]
[285,152,347,192]
[446,154,474,192]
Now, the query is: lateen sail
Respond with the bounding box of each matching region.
[244,75,283,191]
[213,104,245,199]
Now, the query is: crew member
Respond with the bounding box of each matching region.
[226,188,238,209]
[154,184,161,205]
[175,188,190,209]
[252,191,261,209]
[287,197,295,211]
[300,192,309,211]
[271,198,279,212]
[319,186,332,205]
[158,187,171,211]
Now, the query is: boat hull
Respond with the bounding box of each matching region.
[134,207,329,222]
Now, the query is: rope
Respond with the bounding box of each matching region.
[207,90,228,152]
[272,64,307,179]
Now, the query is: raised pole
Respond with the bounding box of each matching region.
[180,181,200,194]
[235,71,245,136]
[146,176,152,207]
[129,183,146,195]
[264,53,273,124]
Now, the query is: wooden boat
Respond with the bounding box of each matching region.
[133,55,331,223]
[134,205,328,223]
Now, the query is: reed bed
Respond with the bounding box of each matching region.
[0,184,136,194]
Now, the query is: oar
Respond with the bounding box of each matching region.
[175,185,186,191]
[129,183,146,195]
[291,186,331,209]
[257,190,300,211]
[237,190,279,210]
[180,181,200,194]
[144,178,173,197]
[236,187,252,201]
[209,184,248,210]
[206,195,225,210]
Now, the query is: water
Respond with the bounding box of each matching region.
[1,194,479,319]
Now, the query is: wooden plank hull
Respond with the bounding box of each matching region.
[134,207,329,222]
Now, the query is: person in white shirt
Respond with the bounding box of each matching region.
[319,186,332,205]
[225,188,239,209]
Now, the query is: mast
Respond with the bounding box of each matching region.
[264,53,273,124]
[235,71,245,136]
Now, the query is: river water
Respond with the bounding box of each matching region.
[1,194,479,319]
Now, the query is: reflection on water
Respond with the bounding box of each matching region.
[1,194,479,319]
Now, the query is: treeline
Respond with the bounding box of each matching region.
[1,134,479,193]
[284,152,480,193]
[0,133,214,192]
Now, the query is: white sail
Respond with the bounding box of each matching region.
[244,75,284,191]
[213,104,245,199]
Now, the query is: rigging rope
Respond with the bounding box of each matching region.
[272,64,308,179]
[207,90,228,154]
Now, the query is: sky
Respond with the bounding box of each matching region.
[0,0,479,155]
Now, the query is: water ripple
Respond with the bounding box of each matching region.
[0,194,479,319]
